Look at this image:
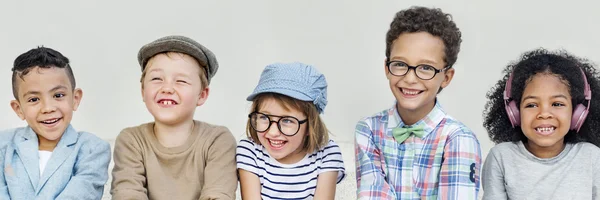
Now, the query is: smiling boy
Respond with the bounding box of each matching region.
[354,7,482,199]
[0,46,111,199]
[110,35,237,200]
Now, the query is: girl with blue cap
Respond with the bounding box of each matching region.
[236,62,346,199]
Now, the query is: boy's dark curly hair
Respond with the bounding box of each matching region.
[483,48,600,147]
[385,6,462,68]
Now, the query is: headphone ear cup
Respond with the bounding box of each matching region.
[571,104,588,132]
[505,100,521,127]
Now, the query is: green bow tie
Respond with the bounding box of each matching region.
[393,124,425,143]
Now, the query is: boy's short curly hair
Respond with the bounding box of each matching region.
[385,6,462,68]
[483,48,600,147]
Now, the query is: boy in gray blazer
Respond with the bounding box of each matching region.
[0,46,111,199]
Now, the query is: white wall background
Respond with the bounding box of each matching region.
[1,0,599,170]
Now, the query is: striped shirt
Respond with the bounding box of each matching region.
[355,101,482,200]
[236,138,346,200]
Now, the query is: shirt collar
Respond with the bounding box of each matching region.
[387,100,447,137]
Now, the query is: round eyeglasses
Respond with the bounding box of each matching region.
[386,60,449,80]
[248,112,308,136]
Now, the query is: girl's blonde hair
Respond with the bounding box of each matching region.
[246,92,329,153]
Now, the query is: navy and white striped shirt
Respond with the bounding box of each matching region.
[236,138,346,200]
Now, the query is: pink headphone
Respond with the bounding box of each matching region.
[503,67,592,132]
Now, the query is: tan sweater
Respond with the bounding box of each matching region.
[110,120,237,200]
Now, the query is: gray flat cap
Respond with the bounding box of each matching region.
[137,35,219,84]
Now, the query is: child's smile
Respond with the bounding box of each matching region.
[40,117,62,127]
[534,124,556,136]
[157,98,179,107]
[520,73,572,158]
[266,138,287,149]
[142,53,208,126]
[10,66,82,150]
[386,32,454,124]
[256,98,308,164]
[400,87,424,98]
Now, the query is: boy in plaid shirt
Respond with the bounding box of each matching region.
[354,6,482,200]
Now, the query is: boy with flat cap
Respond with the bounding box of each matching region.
[110,35,237,200]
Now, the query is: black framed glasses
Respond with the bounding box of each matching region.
[248,112,308,136]
[386,60,450,80]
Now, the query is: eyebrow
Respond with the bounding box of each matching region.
[148,68,164,73]
[50,85,68,92]
[390,56,439,65]
[174,72,192,79]
[21,85,68,99]
[257,110,304,119]
[148,69,191,78]
[522,94,569,101]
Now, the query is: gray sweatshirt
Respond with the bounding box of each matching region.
[482,141,600,200]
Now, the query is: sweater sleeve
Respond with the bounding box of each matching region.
[110,128,149,200]
[482,147,508,200]
[198,127,238,200]
[593,146,600,199]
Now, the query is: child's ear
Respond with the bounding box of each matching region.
[72,88,83,111]
[440,68,455,89]
[141,85,145,102]
[10,100,25,120]
[383,58,390,79]
[197,87,210,106]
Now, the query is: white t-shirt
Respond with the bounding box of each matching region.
[236,138,346,200]
[39,150,53,175]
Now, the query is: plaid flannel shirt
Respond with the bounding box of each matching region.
[355,102,482,200]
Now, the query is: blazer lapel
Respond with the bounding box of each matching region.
[14,127,41,191]
[35,125,78,195]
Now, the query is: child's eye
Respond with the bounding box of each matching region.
[258,115,269,121]
[54,93,65,98]
[419,65,436,71]
[552,102,565,107]
[390,61,408,67]
[281,118,298,125]
[524,103,537,108]
[177,80,188,84]
[151,77,162,81]
[28,97,39,103]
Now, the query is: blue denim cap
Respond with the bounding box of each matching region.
[247,62,328,113]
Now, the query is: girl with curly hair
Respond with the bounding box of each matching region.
[482,48,600,199]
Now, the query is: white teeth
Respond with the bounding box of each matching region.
[42,119,59,124]
[268,139,285,147]
[536,127,555,132]
[270,140,283,145]
[161,101,174,105]
[402,89,420,95]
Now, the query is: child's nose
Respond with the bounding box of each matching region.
[402,69,419,84]
[536,107,554,119]
[160,83,175,94]
[40,99,57,114]
[265,122,283,137]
